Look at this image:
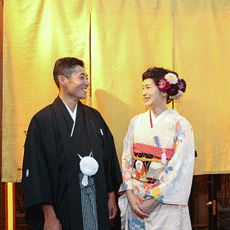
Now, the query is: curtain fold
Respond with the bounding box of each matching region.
[91,0,173,164]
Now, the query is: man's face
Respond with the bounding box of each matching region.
[63,65,89,101]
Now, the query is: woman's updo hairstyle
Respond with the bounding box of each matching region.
[142,67,186,104]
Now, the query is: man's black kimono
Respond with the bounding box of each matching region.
[22,96,122,230]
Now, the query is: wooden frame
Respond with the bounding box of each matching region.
[0,1,7,229]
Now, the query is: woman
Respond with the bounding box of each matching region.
[119,67,195,230]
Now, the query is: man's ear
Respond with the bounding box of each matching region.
[58,75,66,87]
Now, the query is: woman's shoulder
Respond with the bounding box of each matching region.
[169,110,192,128]
[129,110,149,124]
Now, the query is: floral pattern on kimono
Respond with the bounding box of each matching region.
[119,109,195,230]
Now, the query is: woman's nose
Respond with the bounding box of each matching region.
[142,89,147,96]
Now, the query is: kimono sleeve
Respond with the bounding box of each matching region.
[22,116,54,213]
[97,112,122,193]
[120,116,137,192]
[147,119,195,205]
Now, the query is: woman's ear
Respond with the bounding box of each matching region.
[162,91,168,98]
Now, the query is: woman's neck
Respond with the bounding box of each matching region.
[151,105,168,118]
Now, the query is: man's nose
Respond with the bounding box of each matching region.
[85,78,90,86]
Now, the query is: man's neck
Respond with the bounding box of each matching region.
[59,94,78,112]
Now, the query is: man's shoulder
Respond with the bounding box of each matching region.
[26,103,54,132]
[81,103,101,117]
[32,104,53,121]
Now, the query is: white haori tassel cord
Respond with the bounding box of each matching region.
[78,151,99,186]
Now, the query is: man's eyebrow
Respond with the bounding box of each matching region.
[79,72,88,77]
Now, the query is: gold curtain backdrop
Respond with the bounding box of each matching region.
[2,0,230,182]
[90,0,173,164]
[3,0,90,182]
[173,0,230,174]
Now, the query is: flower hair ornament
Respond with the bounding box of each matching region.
[158,73,186,100]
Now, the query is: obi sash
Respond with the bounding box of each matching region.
[132,143,174,183]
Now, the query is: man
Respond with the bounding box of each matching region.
[22,57,122,230]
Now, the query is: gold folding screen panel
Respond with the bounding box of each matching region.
[2,0,230,182]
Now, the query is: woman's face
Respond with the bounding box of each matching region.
[142,78,166,108]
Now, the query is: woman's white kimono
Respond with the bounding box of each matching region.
[118,109,195,230]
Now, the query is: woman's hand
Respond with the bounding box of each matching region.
[138,197,159,215]
[126,190,149,219]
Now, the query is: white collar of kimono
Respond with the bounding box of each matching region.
[62,99,78,137]
[63,102,78,122]
[150,109,170,127]
[61,98,99,186]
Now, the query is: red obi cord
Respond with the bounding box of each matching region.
[133,143,174,160]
